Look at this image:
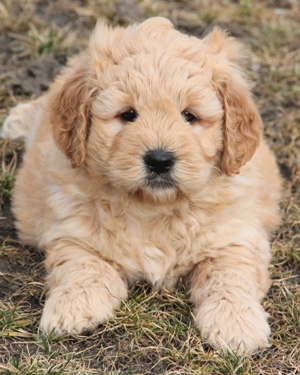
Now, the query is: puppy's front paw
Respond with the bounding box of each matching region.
[195,296,270,353]
[40,284,126,334]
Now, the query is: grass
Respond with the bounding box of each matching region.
[0,170,15,202]
[0,140,20,204]
[0,0,299,374]
[8,24,78,58]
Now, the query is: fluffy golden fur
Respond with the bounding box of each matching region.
[1,18,281,353]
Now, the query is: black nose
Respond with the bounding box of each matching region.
[144,149,175,175]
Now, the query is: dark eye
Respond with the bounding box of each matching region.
[182,111,197,124]
[119,109,138,123]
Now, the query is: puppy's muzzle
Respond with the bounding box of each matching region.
[143,149,176,189]
[144,149,175,174]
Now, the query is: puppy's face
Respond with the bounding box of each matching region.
[87,52,223,203]
[50,18,262,204]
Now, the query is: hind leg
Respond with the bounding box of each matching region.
[0,99,43,146]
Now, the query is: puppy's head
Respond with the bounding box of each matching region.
[50,18,262,204]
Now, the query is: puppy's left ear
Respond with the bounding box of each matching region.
[50,57,97,168]
[204,28,262,176]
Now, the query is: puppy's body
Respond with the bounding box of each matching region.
[3,18,281,353]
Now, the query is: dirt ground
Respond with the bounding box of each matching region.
[0,0,299,374]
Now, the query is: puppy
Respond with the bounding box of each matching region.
[1,18,281,353]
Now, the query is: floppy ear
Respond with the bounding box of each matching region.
[50,58,97,168]
[204,28,262,176]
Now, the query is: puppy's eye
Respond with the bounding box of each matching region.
[182,111,197,124]
[119,109,138,123]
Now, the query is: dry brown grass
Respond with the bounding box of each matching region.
[0,0,299,374]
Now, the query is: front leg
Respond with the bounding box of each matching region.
[188,245,272,353]
[40,240,128,334]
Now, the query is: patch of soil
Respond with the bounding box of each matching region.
[0,202,17,241]
[0,4,74,103]
[5,56,64,98]
[265,0,293,8]
[35,0,80,27]
[0,34,14,57]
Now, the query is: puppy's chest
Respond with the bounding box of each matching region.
[107,210,206,288]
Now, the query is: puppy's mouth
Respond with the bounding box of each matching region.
[144,173,176,190]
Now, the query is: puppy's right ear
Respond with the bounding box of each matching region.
[50,57,98,168]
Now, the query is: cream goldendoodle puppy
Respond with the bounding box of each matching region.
[1,18,281,353]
